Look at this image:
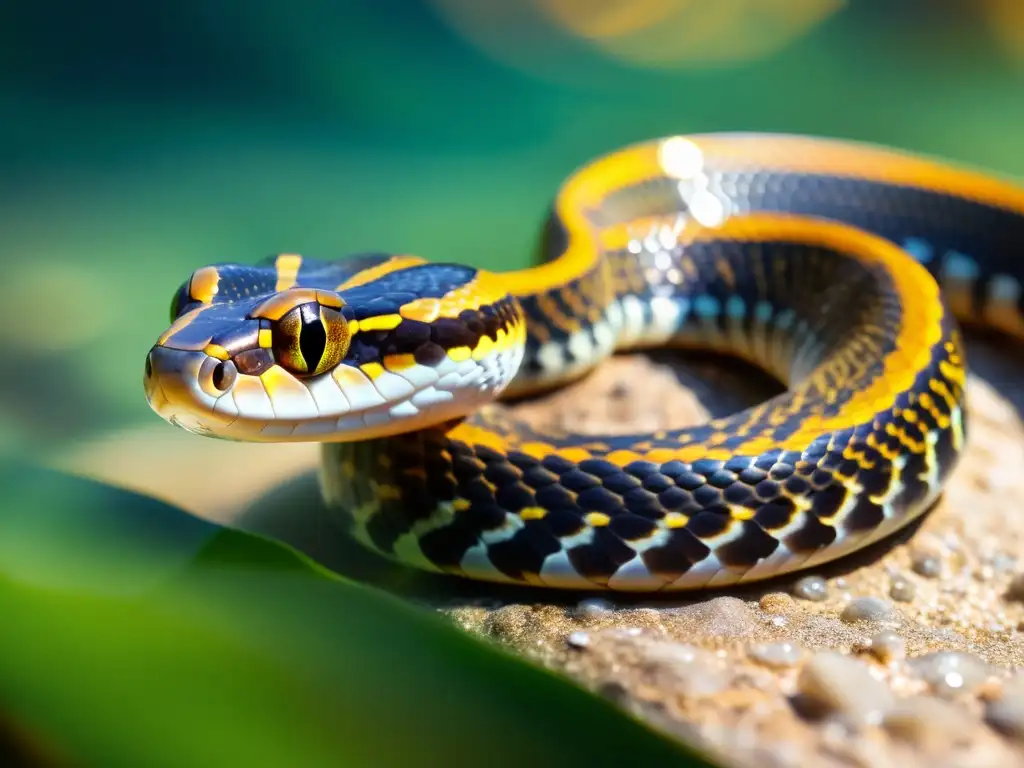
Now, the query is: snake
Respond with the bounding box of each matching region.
[144,132,1024,592]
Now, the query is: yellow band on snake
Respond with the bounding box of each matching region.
[144,132,1024,591]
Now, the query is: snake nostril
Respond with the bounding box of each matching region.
[211,362,230,392]
[211,359,241,393]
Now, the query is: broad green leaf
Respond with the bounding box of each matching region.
[0,460,718,768]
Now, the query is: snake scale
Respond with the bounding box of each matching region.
[144,133,1024,591]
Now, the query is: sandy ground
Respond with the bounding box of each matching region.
[57,333,1024,767]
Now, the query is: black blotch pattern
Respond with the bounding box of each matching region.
[566,528,635,582]
[755,499,796,531]
[723,483,753,505]
[687,511,731,538]
[842,497,885,533]
[542,509,587,538]
[716,522,780,568]
[576,486,625,513]
[494,483,534,512]
[641,528,709,580]
[343,296,519,367]
[785,516,837,554]
[365,504,408,555]
[487,525,562,581]
[810,483,847,520]
[658,486,693,511]
[534,484,579,511]
[622,487,664,518]
[609,514,658,541]
[418,520,483,570]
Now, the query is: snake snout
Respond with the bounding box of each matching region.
[143,345,236,435]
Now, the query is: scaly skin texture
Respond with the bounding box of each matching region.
[148,133,1024,591]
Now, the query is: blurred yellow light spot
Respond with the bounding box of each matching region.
[538,0,847,68]
[431,0,847,75]
[979,0,1024,59]
[542,0,680,39]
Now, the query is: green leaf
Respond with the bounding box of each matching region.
[0,460,718,768]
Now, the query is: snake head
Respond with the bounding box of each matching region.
[144,260,526,442]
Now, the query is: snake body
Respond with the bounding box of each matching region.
[145,133,1024,591]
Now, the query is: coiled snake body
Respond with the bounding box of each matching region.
[144,133,1024,591]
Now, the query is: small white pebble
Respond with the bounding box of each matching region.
[793,575,829,602]
[911,551,942,579]
[1006,573,1024,604]
[986,676,1024,740]
[574,597,615,619]
[749,641,804,668]
[608,626,643,638]
[841,596,896,624]
[909,651,992,698]
[797,651,895,726]
[868,630,906,663]
[889,576,916,603]
[884,695,976,747]
[641,640,732,698]
[566,631,591,649]
[644,641,701,664]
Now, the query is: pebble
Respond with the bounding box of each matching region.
[641,640,732,698]
[748,641,805,668]
[796,651,895,726]
[985,676,1024,740]
[908,651,992,698]
[840,596,896,624]
[574,597,615,619]
[1005,573,1024,603]
[644,640,702,665]
[883,695,975,747]
[666,596,758,638]
[867,630,906,663]
[910,550,942,579]
[759,592,796,614]
[566,630,591,649]
[793,575,829,602]
[889,576,917,603]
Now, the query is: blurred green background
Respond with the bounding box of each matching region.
[3,0,1023,463]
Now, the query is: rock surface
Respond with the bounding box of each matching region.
[56,335,1024,767]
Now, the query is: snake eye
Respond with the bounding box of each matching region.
[272,302,350,377]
